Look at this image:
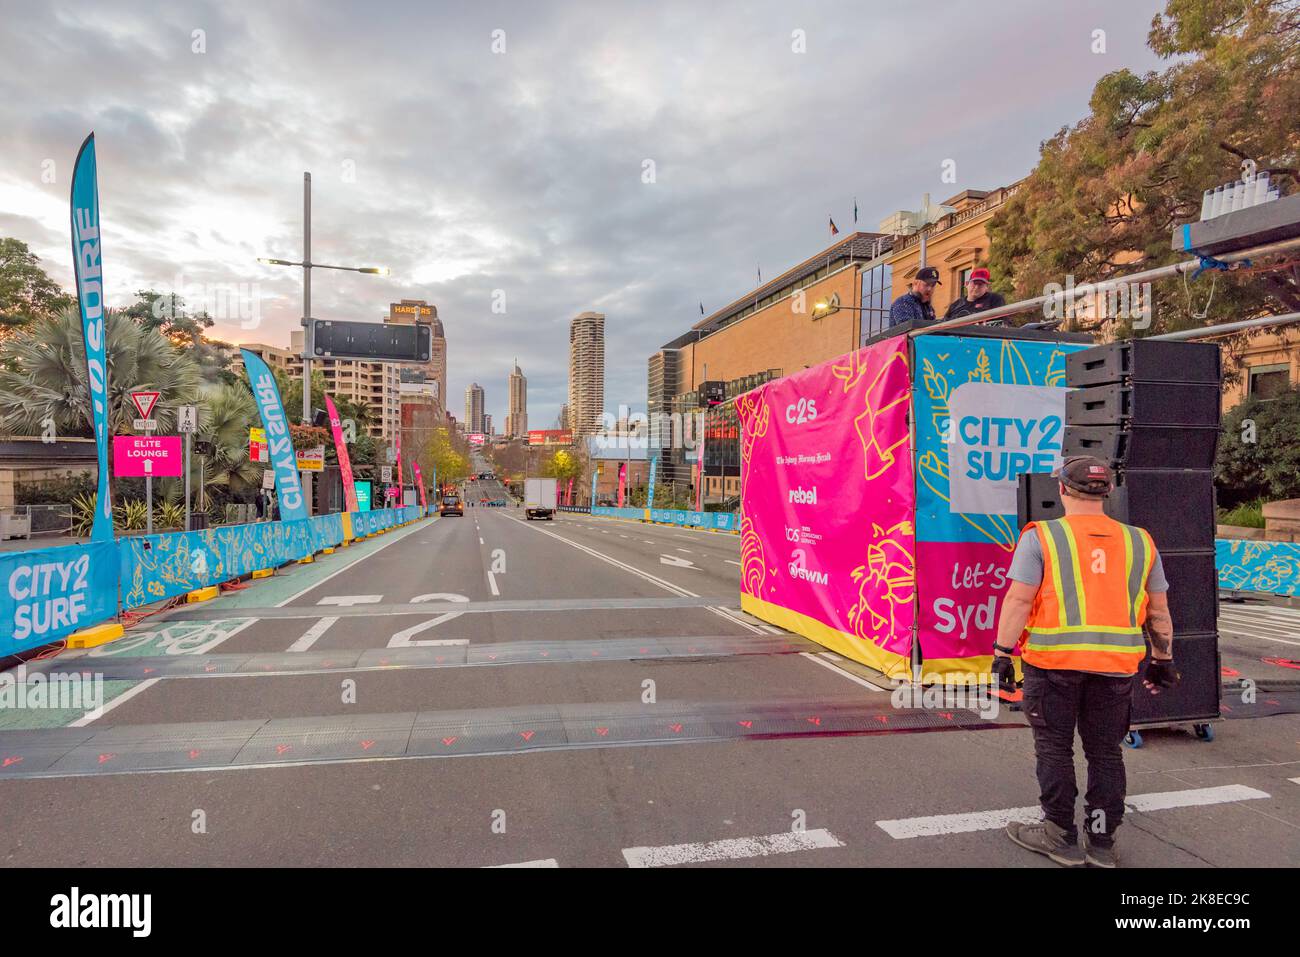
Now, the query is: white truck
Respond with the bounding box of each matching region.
[524,477,557,520]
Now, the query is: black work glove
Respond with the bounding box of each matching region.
[990,654,1017,697]
[1143,658,1180,693]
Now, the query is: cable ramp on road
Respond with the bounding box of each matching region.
[26,634,822,680]
[0,696,1015,780]
[156,596,741,622]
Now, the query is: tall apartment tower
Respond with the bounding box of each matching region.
[505,360,528,439]
[464,383,486,434]
[568,311,605,436]
[387,299,446,411]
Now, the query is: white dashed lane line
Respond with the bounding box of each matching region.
[623,828,844,867]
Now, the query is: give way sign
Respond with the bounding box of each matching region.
[130,391,161,420]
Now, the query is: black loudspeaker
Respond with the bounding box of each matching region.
[1062,423,1220,471]
[1111,471,1217,551]
[1067,339,1222,387]
[1017,472,1064,526]
[1159,551,1220,634]
[1130,632,1220,725]
[1066,381,1222,427]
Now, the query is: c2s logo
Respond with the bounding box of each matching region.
[785,398,817,424]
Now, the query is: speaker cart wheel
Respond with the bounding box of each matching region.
[1123,730,1143,749]
[1193,723,1215,742]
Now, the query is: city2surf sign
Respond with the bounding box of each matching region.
[2,542,118,652]
[240,349,307,521]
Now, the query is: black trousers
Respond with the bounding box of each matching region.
[1021,662,1133,846]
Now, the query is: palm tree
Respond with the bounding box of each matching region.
[0,307,201,437]
[197,380,261,498]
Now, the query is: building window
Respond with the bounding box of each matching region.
[1248,363,1290,400]
[859,262,893,345]
[956,266,972,292]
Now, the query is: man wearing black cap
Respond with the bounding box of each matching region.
[992,455,1177,867]
[887,266,940,328]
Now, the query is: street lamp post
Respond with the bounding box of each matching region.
[259,171,389,515]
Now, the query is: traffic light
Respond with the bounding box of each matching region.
[306,319,432,362]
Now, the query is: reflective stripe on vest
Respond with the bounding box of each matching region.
[1023,516,1153,674]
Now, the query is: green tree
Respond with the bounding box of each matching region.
[987,0,1300,334]
[0,238,74,337]
[1216,386,1300,506]
[124,289,236,384]
[0,307,201,437]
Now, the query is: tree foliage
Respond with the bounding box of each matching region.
[0,238,74,337]
[987,0,1300,335]
[1216,385,1300,505]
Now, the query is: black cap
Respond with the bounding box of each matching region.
[1055,455,1115,496]
[916,266,941,284]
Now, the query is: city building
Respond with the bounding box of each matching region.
[505,360,528,438]
[464,383,486,434]
[484,413,493,437]
[876,186,1021,338]
[237,330,401,441]
[568,311,605,436]
[400,379,442,472]
[386,299,446,406]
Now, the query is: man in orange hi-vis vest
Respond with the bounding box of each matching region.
[992,455,1178,868]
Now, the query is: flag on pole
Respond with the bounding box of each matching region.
[757,265,762,285]
[854,197,859,224]
[699,301,704,315]
[241,349,308,521]
[829,216,839,236]
[324,393,358,512]
[70,133,113,542]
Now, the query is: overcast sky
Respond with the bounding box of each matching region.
[0,0,1166,428]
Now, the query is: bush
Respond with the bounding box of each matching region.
[1217,500,1266,528]
[17,471,95,505]
[1216,387,1300,508]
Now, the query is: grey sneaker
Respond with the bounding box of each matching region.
[1084,837,1118,868]
[1006,820,1086,867]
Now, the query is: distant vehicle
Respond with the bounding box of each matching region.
[524,477,556,520]
[439,494,463,517]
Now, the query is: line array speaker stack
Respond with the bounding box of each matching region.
[1019,339,1222,728]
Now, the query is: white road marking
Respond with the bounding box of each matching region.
[389,593,472,647]
[660,554,696,569]
[276,520,429,607]
[1290,777,1300,785]
[486,858,559,868]
[875,784,1272,839]
[487,570,500,596]
[799,651,888,692]
[725,560,741,566]
[289,617,340,653]
[479,537,485,545]
[623,828,843,867]
[70,678,160,727]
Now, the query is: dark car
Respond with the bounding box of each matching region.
[439,495,463,517]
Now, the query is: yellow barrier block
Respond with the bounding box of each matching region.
[187,585,219,603]
[322,547,335,555]
[297,554,315,564]
[251,568,274,579]
[66,622,124,649]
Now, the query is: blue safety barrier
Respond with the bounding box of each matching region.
[588,506,739,531]
[1216,539,1300,597]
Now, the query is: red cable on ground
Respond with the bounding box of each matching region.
[1262,657,1300,671]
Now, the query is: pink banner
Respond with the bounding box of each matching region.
[112,435,182,477]
[395,430,403,489]
[617,462,626,507]
[324,394,359,513]
[566,477,574,506]
[737,338,915,678]
[412,462,427,509]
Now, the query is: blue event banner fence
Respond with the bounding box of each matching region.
[590,506,737,531]
[1216,539,1300,597]
[1,506,425,655]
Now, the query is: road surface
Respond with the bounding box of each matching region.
[1,507,1298,868]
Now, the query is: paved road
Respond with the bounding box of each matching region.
[1,509,1297,867]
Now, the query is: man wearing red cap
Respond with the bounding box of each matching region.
[944,267,1006,323]
[992,455,1178,867]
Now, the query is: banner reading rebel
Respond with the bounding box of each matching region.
[737,338,915,678]
[70,133,113,542]
[240,349,308,521]
[324,394,359,511]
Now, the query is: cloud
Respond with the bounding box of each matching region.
[0,0,1165,427]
